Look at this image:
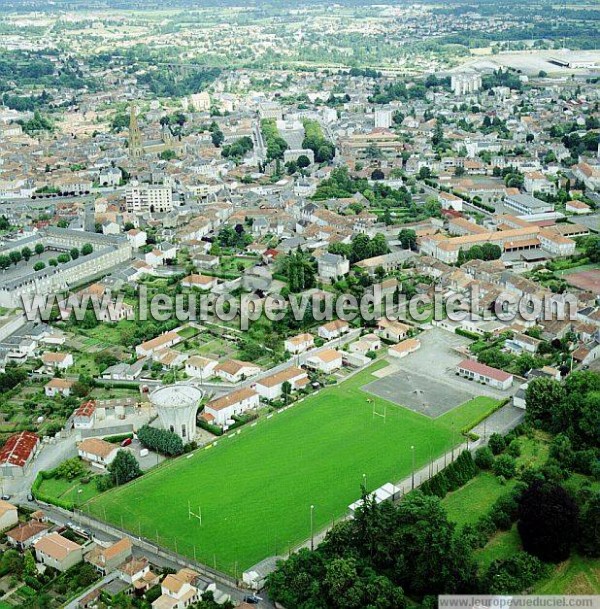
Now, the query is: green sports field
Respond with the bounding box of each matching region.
[86,362,499,575]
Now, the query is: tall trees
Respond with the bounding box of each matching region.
[280,249,316,293]
[108,450,142,486]
[398,229,417,250]
[517,481,579,563]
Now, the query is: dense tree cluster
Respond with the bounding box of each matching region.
[279,249,317,293]
[137,424,184,457]
[525,371,600,450]
[457,243,502,265]
[221,136,253,160]
[216,225,252,250]
[329,232,389,264]
[261,119,289,161]
[302,119,335,163]
[268,491,477,607]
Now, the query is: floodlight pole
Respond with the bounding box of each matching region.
[411,445,415,490]
[310,505,315,551]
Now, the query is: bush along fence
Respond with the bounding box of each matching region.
[31,469,77,511]
[419,450,478,499]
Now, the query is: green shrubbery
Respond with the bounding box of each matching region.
[419,450,477,498]
[137,424,184,456]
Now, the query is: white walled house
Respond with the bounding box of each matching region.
[77,438,118,468]
[44,378,74,397]
[255,367,309,400]
[388,338,421,359]
[41,352,74,371]
[284,333,315,354]
[181,274,217,290]
[34,533,83,572]
[214,359,261,383]
[318,320,350,341]
[0,500,18,532]
[203,388,259,426]
[126,229,147,249]
[306,349,343,373]
[185,356,218,379]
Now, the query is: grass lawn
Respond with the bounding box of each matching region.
[39,474,101,505]
[442,473,516,528]
[475,525,522,571]
[437,396,501,432]
[443,433,549,530]
[534,554,600,594]
[87,361,493,575]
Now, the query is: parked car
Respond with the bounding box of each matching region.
[121,437,132,447]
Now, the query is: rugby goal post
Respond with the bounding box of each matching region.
[371,401,387,423]
[188,501,202,525]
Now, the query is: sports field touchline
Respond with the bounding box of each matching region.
[85,361,500,576]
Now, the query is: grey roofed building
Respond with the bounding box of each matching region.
[242,555,284,590]
[278,236,307,252]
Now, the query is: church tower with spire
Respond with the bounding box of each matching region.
[128,103,143,159]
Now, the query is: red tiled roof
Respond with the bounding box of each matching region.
[75,400,96,418]
[0,431,39,468]
[457,359,512,382]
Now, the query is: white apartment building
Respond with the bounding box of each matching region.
[125,184,173,214]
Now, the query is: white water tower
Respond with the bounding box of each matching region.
[149,384,203,442]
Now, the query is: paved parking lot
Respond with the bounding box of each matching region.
[362,327,510,418]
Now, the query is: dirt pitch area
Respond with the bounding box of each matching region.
[564,269,600,293]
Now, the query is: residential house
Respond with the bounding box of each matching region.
[214,359,261,383]
[388,338,421,359]
[41,351,74,371]
[126,229,147,249]
[255,367,309,400]
[317,253,350,282]
[181,274,217,290]
[185,356,218,380]
[74,400,96,429]
[44,378,74,397]
[6,518,50,550]
[86,537,133,575]
[376,319,410,343]
[284,333,315,355]
[34,532,83,572]
[306,349,343,373]
[349,333,381,355]
[77,438,118,468]
[318,320,350,341]
[0,499,18,532]
[118,557,159,592]
[203,387,259,426]
[152,568,201,609]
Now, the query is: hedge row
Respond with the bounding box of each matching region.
[455,328,480,340]
[419,450,477,499]
[197,418,223,436]
[31,470,75,511]
[137,425,184,456]
[460,397,510,435]
[102,433,133,444]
